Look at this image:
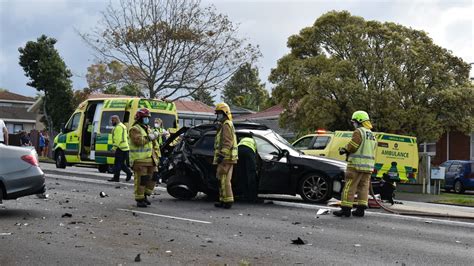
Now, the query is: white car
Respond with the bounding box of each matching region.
[0,144,45,203]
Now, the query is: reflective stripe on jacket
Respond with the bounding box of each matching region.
[112,123,130,151]
[152,127,164,145]
[347,127,376,173]
[129,124,153,166]
[213,120,238,164]
[238,137,256,153]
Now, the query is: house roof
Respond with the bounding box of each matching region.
[175,100,214,114]
[234,105,284,121]
[229,105,255,116]
[0,90,35,102]
[0,106,37,121]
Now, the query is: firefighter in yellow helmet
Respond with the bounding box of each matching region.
[213,103,238,209]
[129,108,161,207]
[334,111,376,217]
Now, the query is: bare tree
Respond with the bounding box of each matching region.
[80,0,260,100]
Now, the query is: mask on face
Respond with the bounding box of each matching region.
[352,121,359,129]
[143,117,150,124]
[154,123,161,128]
[217,113,225,121]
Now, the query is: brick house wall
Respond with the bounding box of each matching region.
[433,131,471,165]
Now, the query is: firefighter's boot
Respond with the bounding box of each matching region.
[352,205,367,217]
[333,206,351,217]
[136,200,147,208]
[214,202,224,208]
[144,195,151,205]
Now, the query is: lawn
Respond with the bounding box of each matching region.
[433,193,474,207]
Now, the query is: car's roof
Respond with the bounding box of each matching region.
[193,122,269,132]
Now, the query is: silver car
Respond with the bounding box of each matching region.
[0,144,45,203]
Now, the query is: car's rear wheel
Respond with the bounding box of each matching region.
[166,174,197,200]
[298,174,332,203]
[454,180,465,194]
[55,150,66,169]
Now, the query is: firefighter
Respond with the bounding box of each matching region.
[129,108,161,207]
[334,110,376,217]
[108,115,133,182]
[236,136,258,202]
[213,103,238,209]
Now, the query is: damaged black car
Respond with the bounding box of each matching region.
[159,123,347,203]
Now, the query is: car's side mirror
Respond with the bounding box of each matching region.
[281,149,289,157]
[60,123,66,133]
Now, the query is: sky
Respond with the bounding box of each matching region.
[0,0,473,99]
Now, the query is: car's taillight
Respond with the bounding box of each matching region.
[21,155,39,166]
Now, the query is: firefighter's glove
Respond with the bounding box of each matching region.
[148,132,158,141]
[111,146,117,151]
[339,147,348,155]
[216,154,224,164]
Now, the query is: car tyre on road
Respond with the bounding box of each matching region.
[454,180,465,194]
[298,173,332,203]
[55,150,66,169]
[166,174,197,200]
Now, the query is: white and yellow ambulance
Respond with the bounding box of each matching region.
[53,97,178,172]
[292,130,419,183]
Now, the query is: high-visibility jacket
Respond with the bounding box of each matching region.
[238,137,256,153]
[347,127,376,173]
[129,124,153,166]
[213,120,238,164]
[111,122,130,151]
[152,127,164,146]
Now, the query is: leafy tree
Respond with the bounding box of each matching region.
[269,11,472,142]
[192,88,215,106]
[18,35,75,131]
[80,0,260,100]
[223,63,270,111]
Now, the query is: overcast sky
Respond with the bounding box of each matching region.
[0,0,472,98]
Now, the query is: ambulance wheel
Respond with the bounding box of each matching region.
[55,150,66,169]
[107,165,114,174]
[298,173,332,203]
[98,165,108,173]
[454,180,465,194]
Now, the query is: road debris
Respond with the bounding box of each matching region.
[291,237,306,245]
[134,253,141,262]
[316,209,330,215]
[354,244,361,247]
[99,191,108,198]
[61,213,72,218]
[0,233,12,236]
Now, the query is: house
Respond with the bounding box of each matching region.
[0,90,43,133]
[174,100,215,127]
[234,104,296,139]
[431,131,474,165]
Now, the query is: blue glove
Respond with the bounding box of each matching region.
[216,155,224,164]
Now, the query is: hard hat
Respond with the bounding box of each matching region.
[215,102,232,120]
[351,111,370,123]
[135,108,151,121]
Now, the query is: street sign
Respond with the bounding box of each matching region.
[431,167,445,180]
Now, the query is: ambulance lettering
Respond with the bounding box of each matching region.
[381,150,409,158]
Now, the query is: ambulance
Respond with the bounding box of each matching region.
[53,97,179,172]
[292,130,419,183]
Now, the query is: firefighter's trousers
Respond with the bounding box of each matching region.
[235,146,257,202]
[341,168,370,208]
[216,163,234,203]
[132,165,156,201]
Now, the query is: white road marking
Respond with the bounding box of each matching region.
[44,173,166,191]
[117,208,212,224]
[271,200,474,228]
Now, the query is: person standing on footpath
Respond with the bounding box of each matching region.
[128,108,161,207]
[108,115,133,182]
[213,103,238,209]
[333,110,376,218]
[0,119,8,144]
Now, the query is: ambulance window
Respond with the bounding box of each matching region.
[312,136,330,149]
[293,137,313,149]
[150,113,177,129]
[66,113,81,131]
[100,111,125,134]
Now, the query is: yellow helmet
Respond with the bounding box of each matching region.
[215,102,232,120]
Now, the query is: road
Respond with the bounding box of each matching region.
[1,163,473,265]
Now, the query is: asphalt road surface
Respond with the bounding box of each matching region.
[1,164,473,265]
